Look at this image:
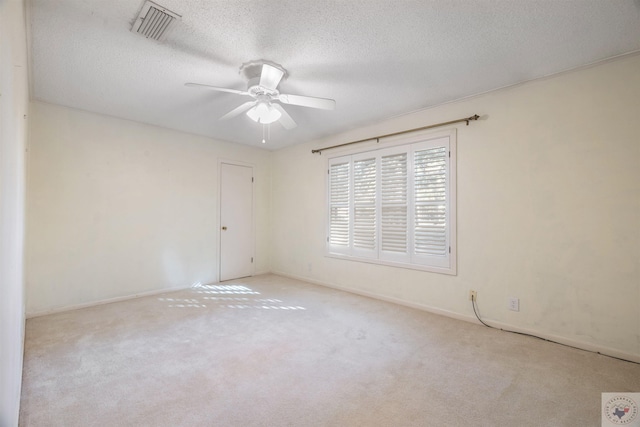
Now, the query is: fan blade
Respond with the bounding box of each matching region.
[220,101,256,121]
[278,93,335,110]
[185,83,250,96]
[271,103,297,130]
[259,64,284,90]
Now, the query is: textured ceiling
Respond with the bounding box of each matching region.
[29,0,640,150]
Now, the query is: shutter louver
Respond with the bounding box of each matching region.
[380,153,408,254]
[329,161,350,248]
[353,158,377,251]
[414,147,447,256]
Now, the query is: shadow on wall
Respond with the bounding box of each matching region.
[157,284,306,310]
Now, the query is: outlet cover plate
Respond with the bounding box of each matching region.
[508,297,520,312]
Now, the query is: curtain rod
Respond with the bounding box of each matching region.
[311,114,480,154]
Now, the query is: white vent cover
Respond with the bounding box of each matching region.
[131,1,181,41]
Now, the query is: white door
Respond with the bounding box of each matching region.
[220,163,254,281]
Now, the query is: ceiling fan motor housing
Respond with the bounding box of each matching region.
[247,77,279,98]
[241,60,287,79]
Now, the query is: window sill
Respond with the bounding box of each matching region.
[325,252,457,276]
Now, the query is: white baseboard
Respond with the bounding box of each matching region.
[26,283,197,319]
[254,269,270,276]
[273,270,640,364]
[26,272,271,318]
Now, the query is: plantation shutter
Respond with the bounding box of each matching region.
[380,150,409,262]
[412,139,450,268]
[352,155,377,257]
[328,157,350,254]
[325,131,456,275]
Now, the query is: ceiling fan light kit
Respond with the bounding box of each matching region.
[186,60,336,142]
[246,101,281,124]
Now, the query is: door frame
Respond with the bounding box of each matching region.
[218,159,256,283]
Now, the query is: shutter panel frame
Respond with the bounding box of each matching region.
[352,152,378,258]
[327,156,351,255]
[411,137,452,269]
[378,145,411,263]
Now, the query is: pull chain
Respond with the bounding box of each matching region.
[261,123,272,144]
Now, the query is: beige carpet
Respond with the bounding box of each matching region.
[20,274,640,426]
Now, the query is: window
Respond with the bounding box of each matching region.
[327,130,456,275]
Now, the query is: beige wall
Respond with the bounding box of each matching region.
[0,0,29,424]
[271,54,640,360]
[26,102,271,315]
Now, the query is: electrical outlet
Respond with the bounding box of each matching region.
[508,297,520,312]
[469,290,477,301]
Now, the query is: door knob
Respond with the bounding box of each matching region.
[221,226,227,231]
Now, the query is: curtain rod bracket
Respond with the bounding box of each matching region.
[466,114,480,125]
[312,114,481,154]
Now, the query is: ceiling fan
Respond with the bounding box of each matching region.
[185,61,336,130]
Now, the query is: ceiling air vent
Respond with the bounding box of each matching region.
[131,1,181,42]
